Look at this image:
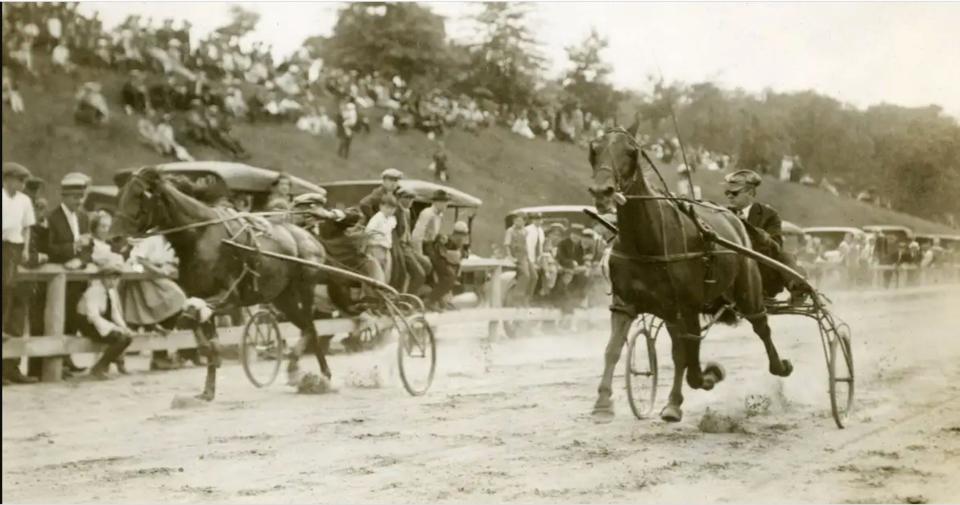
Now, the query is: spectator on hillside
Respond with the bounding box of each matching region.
[93,37,112,67]
[2,71,25,114]
[10,39,36,75]
[51,40,76,74]
[148,75,176,111]
[76,257,134,380]
[75,82,110,125]
[2,163,39,384]
[336,101,358,159]
[432,141,449,182]
[223,87,247,118]
[364,194,398,282]
[156,112,194,161]
[205,104,250,159]
[122,69,151,114]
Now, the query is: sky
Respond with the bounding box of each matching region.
[79,1,960,118]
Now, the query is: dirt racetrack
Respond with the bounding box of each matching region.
[4,286,960,504]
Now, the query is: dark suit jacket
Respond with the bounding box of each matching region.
[358,186,388,222]
[556,238,585,269]
[46,205,90,263]
[742,202,783,249]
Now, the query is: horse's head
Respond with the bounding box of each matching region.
[110,166,164,239]
[588,128,645,211]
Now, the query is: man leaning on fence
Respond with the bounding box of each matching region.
[2,162,39,384]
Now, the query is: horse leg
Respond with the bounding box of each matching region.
[661,320,688,422]
[747,314,793,377]
[193,319,221,401]
[272,289,308,385]
[591,310,633,421]
[298,280,331,380]
[735,259,792,377]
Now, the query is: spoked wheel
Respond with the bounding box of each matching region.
[828,322,855,428]
[396,314,437,396]
[241,309,284,388]
[625,315,663,419]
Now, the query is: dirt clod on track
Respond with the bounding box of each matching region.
[3,287,960,504]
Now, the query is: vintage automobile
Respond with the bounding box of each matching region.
[916,233,960,265]
[110,161,324,211]
[781,220,806,255]
[503,204,601,231]
[83,185,120,213]
[861,225,914,245]
[803,226,865,254]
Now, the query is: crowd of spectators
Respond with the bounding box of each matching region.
[797,231,955,290]
[2,3,631,167]
[2,162,203,385]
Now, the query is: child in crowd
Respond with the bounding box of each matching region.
[364,194,398,283]
[75,257,134,380]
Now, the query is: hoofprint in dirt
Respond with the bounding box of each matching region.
[3,287,960,504]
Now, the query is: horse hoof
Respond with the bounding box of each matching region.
[591,407,615,424]
[194,392,214,402]
[779,359,794,377]
[703,361,726,389]
[287,370,305,386]
[660,405,683,423]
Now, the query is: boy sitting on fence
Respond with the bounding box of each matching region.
[75,257,134,380]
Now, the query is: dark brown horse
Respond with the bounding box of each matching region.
[588,128,793,422]
[109,166,328,401]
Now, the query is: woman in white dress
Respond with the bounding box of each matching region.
[120,234,198,369]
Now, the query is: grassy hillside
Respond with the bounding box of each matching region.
[3,65,955,255]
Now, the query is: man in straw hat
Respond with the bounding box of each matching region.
[2,163,39,384]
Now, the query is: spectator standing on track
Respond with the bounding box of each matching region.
[2,162,39,385]
[504,212,532,306]
[358,168,403,221]
[75,257,134,380]
[394,186,429,296]
[47,172,93,376]
[523,213,545,301]
[364,194,398,283]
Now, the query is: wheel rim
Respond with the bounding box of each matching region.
[828,323,854,428]
[625,316,660,420]
[396,314,436,396]
[241,310,283,388]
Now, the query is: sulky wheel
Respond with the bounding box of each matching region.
[828,322,855,428]
[625,315,664,420]
[396,313,437,396]
[240,308,284,388]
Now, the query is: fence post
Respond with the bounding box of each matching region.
[41,272,66,382]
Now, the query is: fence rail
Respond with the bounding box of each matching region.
[6,262,958,381]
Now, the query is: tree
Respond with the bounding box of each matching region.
[562,28,620,118]
[215,5,261,39]
[320,2,449,80]
[461,3,545,109]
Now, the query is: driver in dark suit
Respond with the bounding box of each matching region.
[724,170,806,302]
